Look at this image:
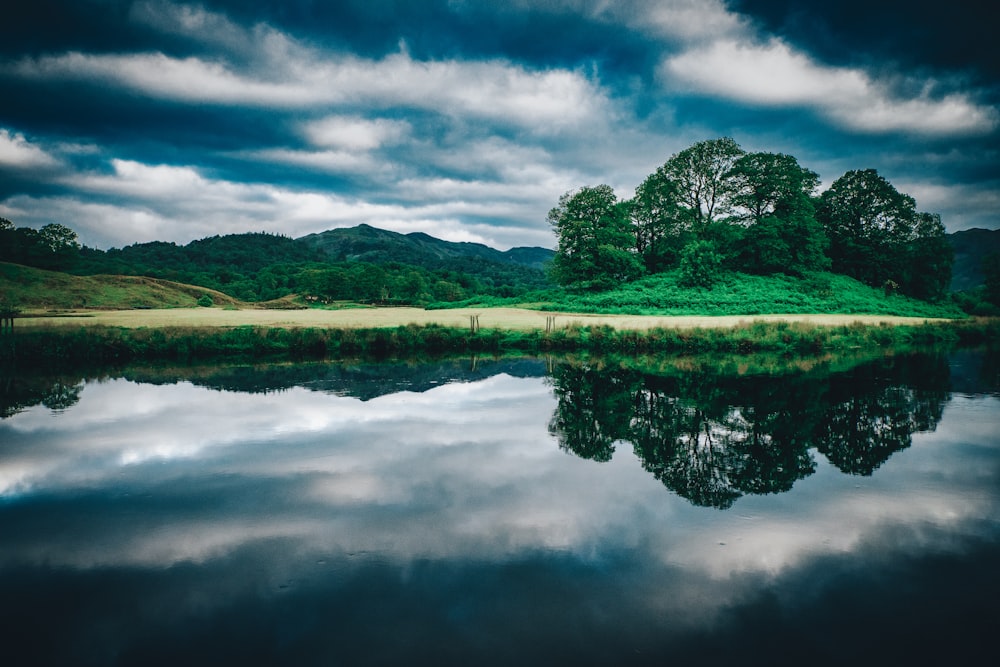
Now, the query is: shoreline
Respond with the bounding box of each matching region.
[3,310,996,369]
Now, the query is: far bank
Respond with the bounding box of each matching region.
[3,310,997,369]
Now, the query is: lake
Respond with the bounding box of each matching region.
[1,350,998,666]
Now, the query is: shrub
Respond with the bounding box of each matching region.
[678,240,723,288]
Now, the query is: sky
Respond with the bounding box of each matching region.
[0,0,997,251]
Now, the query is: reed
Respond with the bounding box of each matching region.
[3,318,997,370]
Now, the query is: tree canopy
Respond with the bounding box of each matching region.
[0,221,80,270]
[548,138,951,299]
[548,184,642,290]
[817,169,951,298]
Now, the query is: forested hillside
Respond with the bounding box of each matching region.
[0,217,553,306]
[300,223,553,269]
[948,228,1000,291]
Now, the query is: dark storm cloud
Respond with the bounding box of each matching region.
[0,0,997,249]
[732,0,1000,81]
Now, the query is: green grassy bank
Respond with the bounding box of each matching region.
[3,318,997,369]
[433,271,964,319]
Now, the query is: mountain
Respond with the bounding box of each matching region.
[297,224,554,270]
[948,228,1000,292]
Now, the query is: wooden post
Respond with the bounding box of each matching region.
[0,303,18,334]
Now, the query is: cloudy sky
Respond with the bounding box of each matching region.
[1,0,997,250]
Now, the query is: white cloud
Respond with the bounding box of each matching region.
[503,0,745,43]
[8,45,608,132]
[661,38,999,136]
[0,129,61,170]
[4,154,560,249]
[894,179,1000,231]
[627,0,745,43]
[129,0,258,58]
[302,116,411,151]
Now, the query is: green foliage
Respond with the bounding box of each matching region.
[197,294,213,307]
[816,168,949,299]
[729,151,819,224]
[630,165,689,272]
[950,289,1000,316]
[902,212,953,301]
[549,185,643,289]
[984,252,1000,306]
[67,229,551,305]
[660,137,744,228]
[678,240,723,288]
[0,221,80,270]
[514,271,963,318]
[5,318,994,371]
[550,140,951,306]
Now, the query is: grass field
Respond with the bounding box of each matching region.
[15,307,954,331]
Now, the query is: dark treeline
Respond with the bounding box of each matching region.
[549,137,954,301]
[0,219,549,305]
[547,351,952,508]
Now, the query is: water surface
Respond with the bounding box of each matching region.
[1,352,997,665]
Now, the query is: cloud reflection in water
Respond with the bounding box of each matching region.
[0,358,997,665]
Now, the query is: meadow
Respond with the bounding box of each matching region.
[13,306,954,331]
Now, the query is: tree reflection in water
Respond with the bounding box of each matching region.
[547,353,951,508]
[0,351,956,510]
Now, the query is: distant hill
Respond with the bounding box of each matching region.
[297,224,554,270]
[948,228,1000,292]
[77,232,326,275]
[1,262,240,310]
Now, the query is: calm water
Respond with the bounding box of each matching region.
[1,351,998,666]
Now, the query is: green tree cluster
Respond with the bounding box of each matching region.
[549,138,952,300]
[0,218,81,270]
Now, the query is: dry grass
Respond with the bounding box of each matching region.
[16,307,952,331]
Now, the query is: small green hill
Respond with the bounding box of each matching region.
[0,262,240,310]
[447,271,965,319]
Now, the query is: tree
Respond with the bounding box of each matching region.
[816,169,918,289]
[630,167,689,271]
[548,185,643,289]
[37,223,81,269]
[903,212,953,301]
[661,137,745,230]
[729,152,819,225]
[727,152,828,275]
